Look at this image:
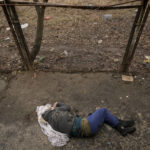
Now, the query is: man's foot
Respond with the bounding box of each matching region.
[119,119,135,128]
[115,124,136,136]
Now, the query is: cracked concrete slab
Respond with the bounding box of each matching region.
[0,72,150,150]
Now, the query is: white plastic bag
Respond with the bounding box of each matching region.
[36,104,69,147]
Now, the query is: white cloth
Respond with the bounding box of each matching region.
[36,104,69,147]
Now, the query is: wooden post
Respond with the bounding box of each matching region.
[120,0,149,72]
[2,0,33,70]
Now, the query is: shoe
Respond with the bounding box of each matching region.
[118,119,135,128]
[115,124,136,136]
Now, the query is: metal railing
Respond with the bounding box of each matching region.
[0,0,149,72]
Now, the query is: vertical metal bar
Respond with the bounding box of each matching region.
[2,3,25,61]
[2,0,33,70]
[120,0,149,72]
[9,5,33,69]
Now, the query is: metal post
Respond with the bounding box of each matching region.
[2,0,33,70]
[120,0,149,72]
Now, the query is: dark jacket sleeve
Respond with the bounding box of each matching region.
[55,102,71,111]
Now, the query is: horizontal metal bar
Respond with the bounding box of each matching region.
[3,0,142,6]
[0,1,142,10]
[0,4,142,10]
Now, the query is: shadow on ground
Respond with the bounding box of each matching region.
[0,72,150,150]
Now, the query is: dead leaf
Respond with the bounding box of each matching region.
[33,72,37,79]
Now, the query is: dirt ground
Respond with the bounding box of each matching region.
[0,1,150,150]
[0,72,150,150]
[0,0,150,73]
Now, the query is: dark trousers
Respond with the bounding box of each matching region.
[86,108,119,134]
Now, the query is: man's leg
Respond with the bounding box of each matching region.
[86,108,136,136]
[100,108,120,127]
[86,108,119,134]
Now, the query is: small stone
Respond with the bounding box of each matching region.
[126,96,129,98]
[5,37,10,40]
[64,50,68,56]
[138,112,142,119]
[34,59,38,64]
[113,58,119,62]
[12,71,17,76]
[11,55,15,59]
[106,125,112,131]
[101,100,104,103]
[120,97,122,100]
[98,40,103,44]
[107,142,111,145]
[38,56,45,62]
[21,23,28,29]
[4,77,7,81]
[6,27,10,31]
[50,48,54,52]
[104,14,112,20]
[104,35,109,38]
[93,22,98,25]
[88,3,93,6]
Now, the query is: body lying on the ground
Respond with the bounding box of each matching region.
[42,102,136,137]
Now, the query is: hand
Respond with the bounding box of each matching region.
[40,117,47,125]
[53,102,58,108]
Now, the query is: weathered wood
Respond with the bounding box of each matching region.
[2,0,33,70]
[120,0,149,72]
